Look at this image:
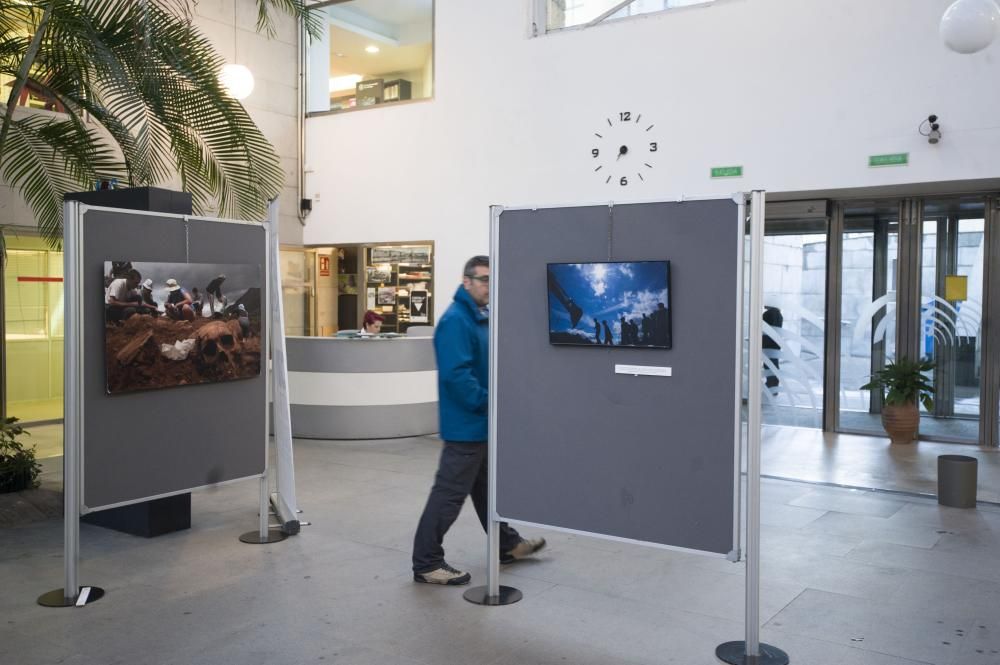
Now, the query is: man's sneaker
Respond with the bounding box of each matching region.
[501,537,546,564]
[413,563,471,586]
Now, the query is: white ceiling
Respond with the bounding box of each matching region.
[328,22,431,81]
[341,0,432,26]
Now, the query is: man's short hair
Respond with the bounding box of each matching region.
[463,255,489,278]
[127,269,141,280]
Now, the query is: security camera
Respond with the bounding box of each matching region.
[919,114,942,144]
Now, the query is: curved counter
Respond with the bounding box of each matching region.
[285,336,438,440]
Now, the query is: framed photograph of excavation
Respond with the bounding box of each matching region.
[103,260,262,395]
[547,261,671,348]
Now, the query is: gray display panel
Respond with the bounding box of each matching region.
[495,199,740,555]
[81,208,267,511]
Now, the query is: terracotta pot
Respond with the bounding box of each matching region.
[882,402,919,444]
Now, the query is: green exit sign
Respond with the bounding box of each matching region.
[869,153,909,167]
[711,165,743,178]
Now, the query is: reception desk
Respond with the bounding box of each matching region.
[285,335,438,439]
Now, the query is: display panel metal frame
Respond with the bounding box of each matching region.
[64,203,271,515]
[484,194,748,599]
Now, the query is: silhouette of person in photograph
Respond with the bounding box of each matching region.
[594,319,602,345]
[190,287,204,318]
[641,314,651,344]
[602,320,613,345]
[651,302,670,347]
[164,278,196,321]
[105,269,146,321]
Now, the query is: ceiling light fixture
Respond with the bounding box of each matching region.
[219,3,254,99]
[365,45,380,54]
[940,0,999,53]
[329,74,363,93]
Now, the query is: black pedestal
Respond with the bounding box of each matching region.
[716,641,789,665]
[38,586,105,607]
[64,186,193,214]
[463,585,523,606]
[82,493,191,538]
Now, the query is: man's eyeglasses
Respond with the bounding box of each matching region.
[468,275,489,283]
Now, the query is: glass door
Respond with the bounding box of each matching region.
[916,198,985,442]
[837,202,898,434]
[835,196,988,444]
[760,215,828,429]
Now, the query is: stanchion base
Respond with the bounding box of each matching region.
[239,530,288,544]
[462,585,522,606]
[38,586,105,608]
[715,641,789,665]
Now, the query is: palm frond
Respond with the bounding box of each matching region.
[0,113,123,247]
[256,0,324,40]
[0,0,300,247]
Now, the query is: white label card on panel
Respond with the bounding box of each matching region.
[614,364,672,377]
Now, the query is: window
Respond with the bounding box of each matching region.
[543,0,713,32]
[306,0,434,114]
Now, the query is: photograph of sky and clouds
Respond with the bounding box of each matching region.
[547,261,671,348]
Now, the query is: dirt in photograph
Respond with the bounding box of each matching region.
[105,310,261,395]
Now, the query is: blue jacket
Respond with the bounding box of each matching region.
[434,285,489,442]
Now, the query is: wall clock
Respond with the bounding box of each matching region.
[591,111,658,186]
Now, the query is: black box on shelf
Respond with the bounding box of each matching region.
[383,79,412,102]
[356,79,384,106]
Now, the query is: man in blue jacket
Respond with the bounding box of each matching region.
[412,255,545,585]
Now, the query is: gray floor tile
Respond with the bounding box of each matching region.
[801,511,946,549]
[846,540,1000,584]
[760,501,828,528]
[789,488,909,517]
[767,588,977,664]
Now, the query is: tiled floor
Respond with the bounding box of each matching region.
[761,425,1000,503]
[3,435,1000,665]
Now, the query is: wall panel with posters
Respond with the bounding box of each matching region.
[77,207,268,512]
[494,198,743,556]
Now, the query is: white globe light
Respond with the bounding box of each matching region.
[940,0,1000,54]
[219,63,255,100]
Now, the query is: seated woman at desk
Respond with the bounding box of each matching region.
[359,310,384,336]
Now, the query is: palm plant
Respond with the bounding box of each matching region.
[0,0,320,256]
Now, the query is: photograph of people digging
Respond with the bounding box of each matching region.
[103,261,262,394]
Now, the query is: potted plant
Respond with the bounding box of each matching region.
[0,417,40,493]
[860,358,935,444]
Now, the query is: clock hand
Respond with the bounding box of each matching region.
[616,145,629,161]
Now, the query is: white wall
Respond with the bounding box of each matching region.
[304,0,1000,284]
[186,0,303,243]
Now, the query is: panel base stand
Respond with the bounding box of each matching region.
[239,530,288,544]
[715,641,789,665]
[38,586,105,608]
[463,585,522,606]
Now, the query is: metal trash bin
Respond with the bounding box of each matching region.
[937,455,978,509]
